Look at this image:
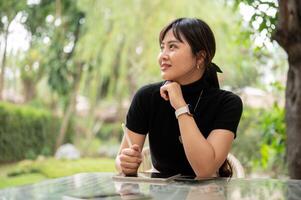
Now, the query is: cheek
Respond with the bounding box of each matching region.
[182,52,196,65]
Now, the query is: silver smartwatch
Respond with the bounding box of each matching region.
[175,104,193,119]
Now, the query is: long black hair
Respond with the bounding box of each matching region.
[159,18,231,177]
[159,18,222,89]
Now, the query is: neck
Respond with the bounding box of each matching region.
[177,68,205,85]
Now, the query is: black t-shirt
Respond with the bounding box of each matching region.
[126,77,243,175]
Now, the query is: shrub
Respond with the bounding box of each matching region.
[0,102,73,162]
[256,103,286,175]
[233,104,286,177]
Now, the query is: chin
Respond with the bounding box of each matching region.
[161,73,173,81]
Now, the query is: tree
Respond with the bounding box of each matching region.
[0,1,26,100]
[233,0,301,178]
[19,0,54,102]
[43,0,85,149]
[274,0,301,179]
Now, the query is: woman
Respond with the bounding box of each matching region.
[115,18,243,177]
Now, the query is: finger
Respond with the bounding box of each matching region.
[160,86,169,101]
[131,144,141,153]
[121,167,138,175]
[119,154,142,163]
[160,81,169,100]
[121,148,136,156]
[121,148,142,158]
[164,80,172,85]
[120,161,140,169]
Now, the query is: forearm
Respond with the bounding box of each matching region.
[177,114,217,177]
[115,129,146,174]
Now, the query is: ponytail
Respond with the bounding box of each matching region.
[218,159,233,177]
[205,62,223,89]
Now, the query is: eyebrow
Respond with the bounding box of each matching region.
[161,40,181,45]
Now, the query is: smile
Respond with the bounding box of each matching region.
[160,63,171,71]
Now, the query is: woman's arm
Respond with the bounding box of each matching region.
[160,81,234,177]
[115,128,146,175]
[177,114,234,177]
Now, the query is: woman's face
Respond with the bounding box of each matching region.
[158,29,203,85]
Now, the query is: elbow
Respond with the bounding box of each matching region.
[194,165,217,178]
[195,153,218,177]
[195,170,217,178]
[195,171,216,178]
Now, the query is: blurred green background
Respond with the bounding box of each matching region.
[0,0,286,188]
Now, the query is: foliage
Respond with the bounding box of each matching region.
[233,103,286,177]
[228,0,289,177]
[45,2,85,96]
[0,1,26,37]
[232,107,263,172]
[97,123,122,141]
[0,102,73,162]
[228,0,286,90]
[255,103,286,175]
[232,0,278,41]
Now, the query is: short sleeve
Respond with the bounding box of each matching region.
[213,93,243,137]
[126,86,151,135]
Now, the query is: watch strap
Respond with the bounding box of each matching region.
[175,105,191,119]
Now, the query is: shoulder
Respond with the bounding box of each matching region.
[134,81,163,99]
[219,90,242,105]
[216,89,243,113]
[210,89,243,135]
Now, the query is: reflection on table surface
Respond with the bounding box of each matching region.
[0,172,301,200]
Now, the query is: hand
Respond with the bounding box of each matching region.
[119,144,143,175]
[160,81,186,110]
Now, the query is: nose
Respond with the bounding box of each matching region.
[159,49,169,62]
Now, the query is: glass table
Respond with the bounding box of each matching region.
[0,172,300,200]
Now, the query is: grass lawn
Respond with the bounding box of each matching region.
[0,173,46,189]
[0,157,116,189]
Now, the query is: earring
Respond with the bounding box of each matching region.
[197,64,200,69]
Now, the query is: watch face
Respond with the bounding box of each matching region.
[187,104,194,116]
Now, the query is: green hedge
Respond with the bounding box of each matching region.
[0,102,73,162]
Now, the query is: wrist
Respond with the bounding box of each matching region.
[174,101,187,110]
[175,104,193,119]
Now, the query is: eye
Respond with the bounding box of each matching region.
[159,44,164,51]
[169,44,177,50]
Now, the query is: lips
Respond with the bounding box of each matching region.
[160,63,171,71]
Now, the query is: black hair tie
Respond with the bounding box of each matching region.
[211,62,223,73]
[206,62,222,89]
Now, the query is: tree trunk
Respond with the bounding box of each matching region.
[0,24,10,100]
[55,12,84,150]
[286,62,301,179]
[22,79,36,102]
[273,0,301,179]
[55,63,83,150]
